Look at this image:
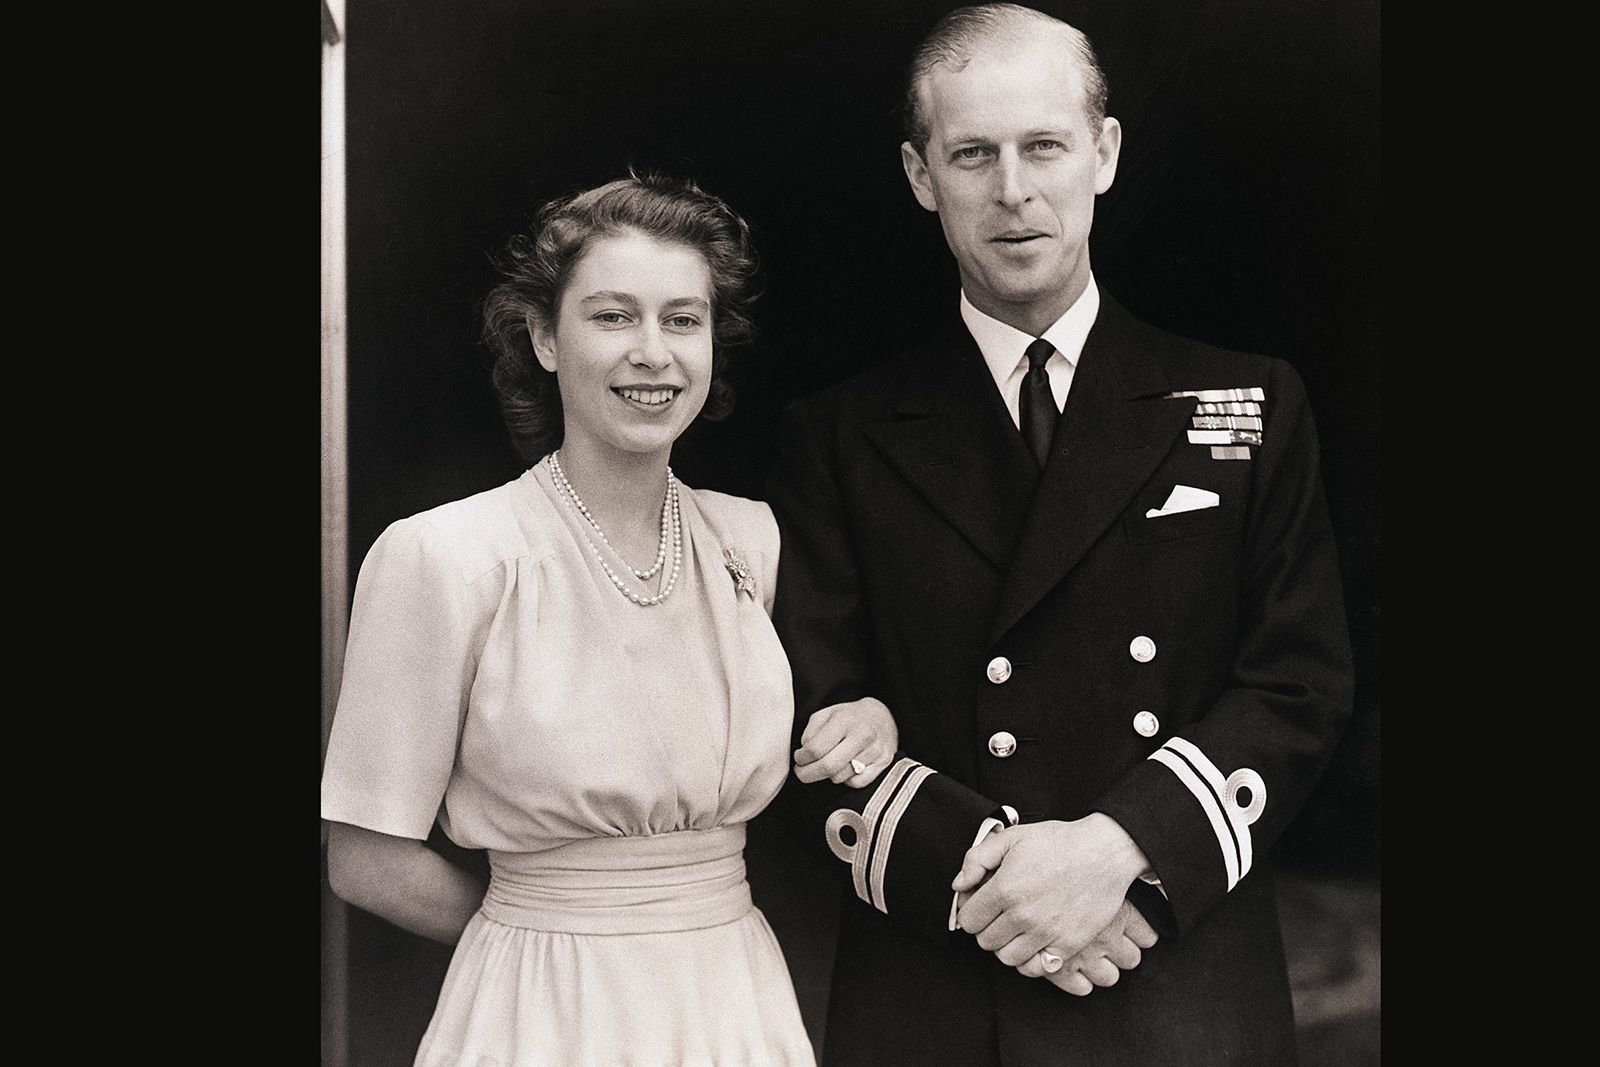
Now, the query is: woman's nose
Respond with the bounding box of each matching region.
[630,325,672,369]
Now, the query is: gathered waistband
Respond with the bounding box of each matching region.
[480,825,752,935]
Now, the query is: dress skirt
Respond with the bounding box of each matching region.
[413,826,816,1067]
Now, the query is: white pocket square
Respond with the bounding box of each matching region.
[1146,485,1220,518]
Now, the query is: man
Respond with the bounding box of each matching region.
[767,5,1353,1065]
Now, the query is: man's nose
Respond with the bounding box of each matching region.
[994,150,1031,209]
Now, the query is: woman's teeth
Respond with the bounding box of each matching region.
[617,387,676,406]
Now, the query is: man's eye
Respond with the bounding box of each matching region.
[952,146,990,163]
[1029,140,1065,153]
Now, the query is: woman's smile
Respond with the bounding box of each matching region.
[613,385,682,409]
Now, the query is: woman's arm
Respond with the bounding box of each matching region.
[791,696,898,788]
[326,822,488,945]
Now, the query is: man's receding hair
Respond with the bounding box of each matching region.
[902,3,1108,156]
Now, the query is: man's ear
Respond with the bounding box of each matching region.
[529,316,558,373]
[1093,116,1122,195]
[901,142,940,213]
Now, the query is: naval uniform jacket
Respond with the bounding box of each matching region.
[766,292,1354,1066]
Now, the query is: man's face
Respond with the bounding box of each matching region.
[902,38,1121,335]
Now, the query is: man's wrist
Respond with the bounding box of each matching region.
[949,805,1019,931]
[1084,811,1154,886]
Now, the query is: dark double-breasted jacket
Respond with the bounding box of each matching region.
[766,291,1354,1066]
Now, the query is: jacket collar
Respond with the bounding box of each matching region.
[864,291,1196,636]
[988,292,1196,640]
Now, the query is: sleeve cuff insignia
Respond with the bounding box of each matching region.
[1148,737,1266,892]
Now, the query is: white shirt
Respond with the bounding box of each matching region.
[959,274,1101,430]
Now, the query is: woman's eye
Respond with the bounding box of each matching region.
[666,315,703,330]
[592,311,630,325]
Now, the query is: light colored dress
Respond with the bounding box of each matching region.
[321,458,815,1067]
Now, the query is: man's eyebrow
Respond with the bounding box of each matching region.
[944,128,1077,147]
[1024,128,1077,144]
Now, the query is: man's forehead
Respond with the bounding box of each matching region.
[919,44,1087,141]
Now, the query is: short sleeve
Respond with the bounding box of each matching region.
[754,501,781,617]
[320,517,487,840]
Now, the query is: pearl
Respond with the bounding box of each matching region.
[548,449,671,581]
[547,451,683,607]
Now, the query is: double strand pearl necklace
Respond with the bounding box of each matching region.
[548,449,671,579]
[547,450,683,607]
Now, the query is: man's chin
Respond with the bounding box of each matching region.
[974,259,1061,292]
[974,279,1064,315]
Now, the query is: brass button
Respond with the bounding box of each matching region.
[986,656,1012,684]
[987,731,1018,758]
[1129,635,1157,662]
[1133,710,1160,737]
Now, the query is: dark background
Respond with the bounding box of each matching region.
[332,0,1379,1061]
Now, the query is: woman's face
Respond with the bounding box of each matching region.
[532,230,715,464]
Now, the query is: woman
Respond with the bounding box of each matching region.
[321,173,894,1066]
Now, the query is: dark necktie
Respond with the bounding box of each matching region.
[1018,337,1057,468]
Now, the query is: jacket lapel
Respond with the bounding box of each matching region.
[862,318,1039,573]
[988,294,1196,642]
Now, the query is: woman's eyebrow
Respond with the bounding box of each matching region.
[662,297,711,312]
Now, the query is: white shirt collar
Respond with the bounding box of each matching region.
[960,274,1100,386]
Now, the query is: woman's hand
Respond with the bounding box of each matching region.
[792,697,899,788]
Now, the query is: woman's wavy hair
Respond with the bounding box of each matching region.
[481,171,760,463]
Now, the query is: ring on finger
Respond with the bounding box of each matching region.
[1038,950,1063,974]
[849,758,867,776]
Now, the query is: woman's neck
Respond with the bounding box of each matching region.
[549,439,673,564]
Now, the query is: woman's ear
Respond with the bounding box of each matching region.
[529,316,558,373]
